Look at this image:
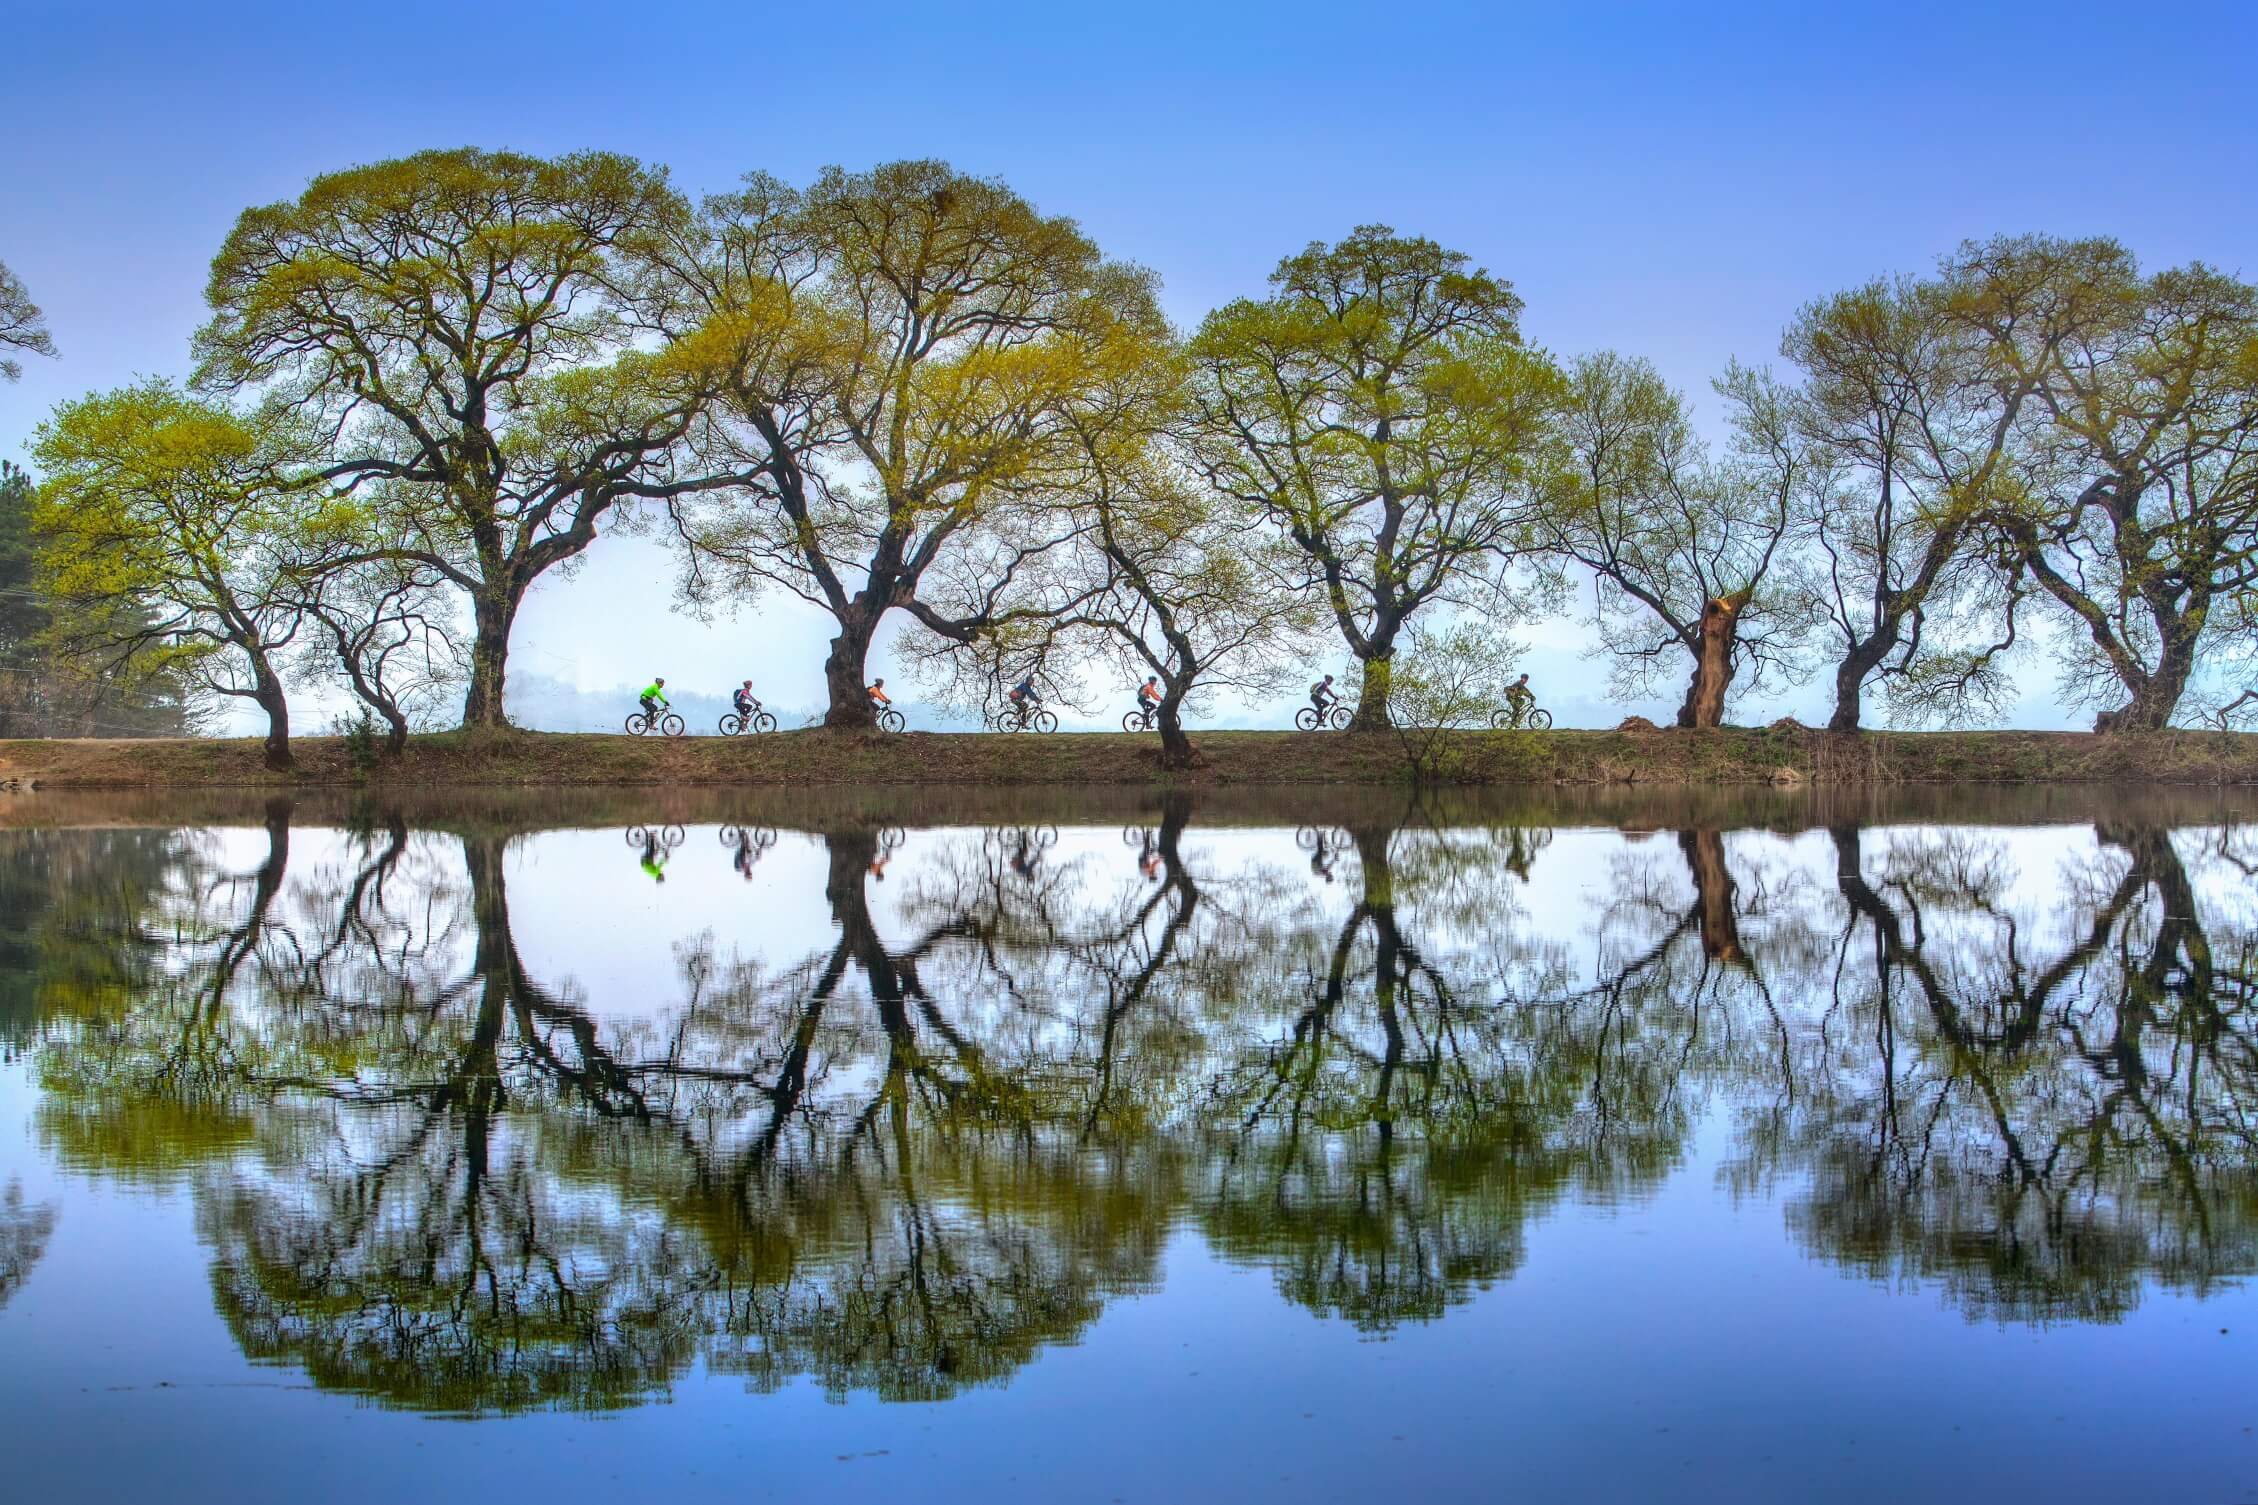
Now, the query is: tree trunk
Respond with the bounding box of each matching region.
[1157,690,1194,770]
[821,610,880,729]
[379,707,409,757]
[1349,650,1394,732]
[1676,593,1747,729]
[252,664,292,772]
[1827,637,1892,733]
[460,586,522,731]
[2094,627,2200,733]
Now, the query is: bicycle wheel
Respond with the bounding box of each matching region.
[1031,708,1058,734]
[751,711,777,735]
[720,826,746,848]
[625,713,649,736]
[661,824,686,846]
[624,826,651,847]
[749,827,777,853]
[1032,825,1059,850]
[1328,705,1355,731]
[879,708,906,733]
[1529,708,1553,730]
[1488,708,1515,730]
[718,713,744,737]
[1121,710,1147,733]
[1294,706,1321,732]
[660,713,686,738]
[1295,825,1323,851]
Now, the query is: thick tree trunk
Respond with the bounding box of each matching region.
[1676,593,1747,729]
[460,586,523,731]
[1349,651,1394,732]
[1826,637,1893,733]
[379,707,409,757]
[822,610,881,729]
[2094,628,2200,733]
[1157,690,1194,770]
[252,665,292,772]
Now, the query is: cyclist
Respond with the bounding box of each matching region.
[639,676,670,723]
[1310,674,1338,720]
[732,680,760,718]
[868,679,891,710]
[1503,673,1535,725]
[639,830,667,884]
[1007,673,1042,725]
[1135,675,1161,725]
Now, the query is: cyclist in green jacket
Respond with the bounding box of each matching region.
[639,678,670,722]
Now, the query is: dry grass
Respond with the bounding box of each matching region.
[4,723,2257,791]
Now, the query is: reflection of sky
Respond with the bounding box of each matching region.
[10,1,2256,732]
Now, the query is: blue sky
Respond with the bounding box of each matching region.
[4,0,2255,728]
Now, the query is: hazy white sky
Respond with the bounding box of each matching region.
[6,0,2254,729]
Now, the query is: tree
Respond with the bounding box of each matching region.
[1185,227,1561,729]
[0,461,200,738]
[192,148,747,730]
[31,383,314,768]
[1536,354,1807,727]
[0,258,56,381]
[1784,242,2114,730]
[644,161,1171,727]
[1979,247,2258,731]
[292,554,464,756]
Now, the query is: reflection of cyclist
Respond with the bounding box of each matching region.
[1504,673,1534,722]
[868,852,890,882]
[733,838,756,881]
[1310,835,1336,883]
[1310,674,1337,716]
[640,831,667,884]
[640,677,670,721]
[1009,832,1039,880]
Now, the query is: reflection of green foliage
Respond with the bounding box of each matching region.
[15,806,2258,1418]
[0,829,185,1045]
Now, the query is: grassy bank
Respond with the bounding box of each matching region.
[4,724,2257,790]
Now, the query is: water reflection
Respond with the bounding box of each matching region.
[5,796,2255,1413]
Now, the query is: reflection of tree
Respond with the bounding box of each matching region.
[1756,823,2258,1321]
[17,804,2258,1412]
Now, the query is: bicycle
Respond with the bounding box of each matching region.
[1122,703,1159,733]
[874,706,906,733]
[626,706,686,737]
[1294,702,1354,732]
[720,824,778,855]
[996,702,1059,734]
[1489,701,1553,731]
[719,705,778,736]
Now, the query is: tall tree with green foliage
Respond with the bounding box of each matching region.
[0,258,57,381]
[1536,354,1806,727]
[32,383,315,768]
[192,148,747,730]
[1784,241,2118,730]
[1975,244,2258,730]
[1185,227,1562,729]
[643,161,1172,727]
[0,460,197,738]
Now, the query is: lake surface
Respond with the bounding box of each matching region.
[2,785,2255,1503]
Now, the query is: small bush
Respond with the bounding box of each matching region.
[335,708,381,773]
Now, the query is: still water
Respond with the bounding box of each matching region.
[1,785,2254,1503]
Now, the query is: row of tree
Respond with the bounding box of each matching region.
[6,150,2256,767]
